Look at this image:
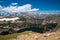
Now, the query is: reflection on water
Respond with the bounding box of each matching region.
[17,27,44,33]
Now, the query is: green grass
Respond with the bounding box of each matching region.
[0,33,19,40]
[0,31,37,40]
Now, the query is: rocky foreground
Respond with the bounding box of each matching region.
[9,31,60,40]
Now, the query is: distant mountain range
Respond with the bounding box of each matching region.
[0,10,60,16]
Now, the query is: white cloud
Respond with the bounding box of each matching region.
[28,8,39,11]
[1,3,60,14]
[0,5,3,11]
[11,3,18,5]
[17,4,32,12]
[0,5,3,9]
[39,10,60,14]
[2,4,39,13]
[3,6,17,13]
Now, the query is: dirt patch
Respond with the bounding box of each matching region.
[10,31,60,40]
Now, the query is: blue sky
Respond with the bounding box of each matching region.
[0,0,60,10]
[0,0,60,14]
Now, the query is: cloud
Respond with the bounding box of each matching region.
[11,3,18,5]
[39,10,60,14]
[2,4,39,13]
[0,5,3,9]
[17,4,32,12]
[0,3,60,14]
[3,6,17,13]
[0,5,3,11]
[28,8,39,11]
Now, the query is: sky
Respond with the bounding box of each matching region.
[0,0,60,14]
